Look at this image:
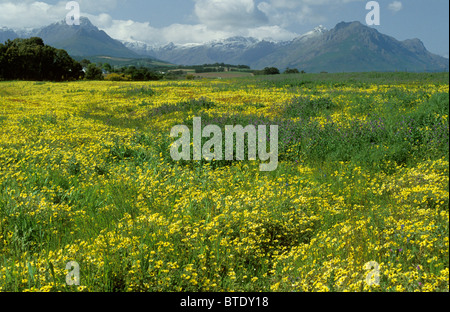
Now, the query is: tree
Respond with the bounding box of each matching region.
[105,73,130,81]
[102,63,112,73]
[85,63,104,80]
[0,43,6,79]
[52,49,84,81]
[284,68,300,74]
[119,66,162,81]
[0,37,83,81]
[80,59,91,69]
[263,67,280,75]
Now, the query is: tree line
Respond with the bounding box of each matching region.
[0,37,163,82]
[1,37,306,81]
[80,59,163,81]
[252,67,306,75]
[0,37,83,81]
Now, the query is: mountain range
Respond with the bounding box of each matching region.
[0,27,19,43]
[1,18,448,73]
[1,18,139,58]
[124,22,448,72]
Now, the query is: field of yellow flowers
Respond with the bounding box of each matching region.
[0,72,448,292]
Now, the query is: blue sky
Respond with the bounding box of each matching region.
[0,0,448,57]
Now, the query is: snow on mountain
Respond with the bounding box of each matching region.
[3,19,447,72]
[206,36,260,49]
[123,35,261,55]
[292,25,328,43]
[119,25,331,66]
[122,25,328,58]
[122,40,162,55]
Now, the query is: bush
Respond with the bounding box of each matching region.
[105,73,131,81]
[118,66,162,81]
[85,64,104,80]
[263,67,280,75]
[284,68,300,74]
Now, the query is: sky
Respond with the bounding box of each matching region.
[0,0,448,57]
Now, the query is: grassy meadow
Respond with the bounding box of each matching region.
[0,72,448,292]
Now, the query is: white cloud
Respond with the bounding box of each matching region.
[89,13,297,45]
[194,0,268,30]
[258,1,325,27]
[89,0,297,44]
[0,0,364,46]
[388,1,402,12]
[258,0,363,27]
[0,0,122,29]
[76,0,118,13]
[263,0,364,9]
[162,23,230,44]
[0,1,66,28]
[85,12,227,45]
[85,14,158,43]
[246,25,298,41]
[0,0,295,44]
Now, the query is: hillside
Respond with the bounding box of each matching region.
[124,21,449,72]
[2,19,448,72]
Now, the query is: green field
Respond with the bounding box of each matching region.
[0,72,448,292]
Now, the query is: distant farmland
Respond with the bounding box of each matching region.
[193,71,254,79]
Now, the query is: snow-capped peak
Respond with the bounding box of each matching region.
[122,25,329,57]
[205,36,260,49]
[313,25,327,33]
[293,25,327,43]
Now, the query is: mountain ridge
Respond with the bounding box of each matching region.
[33,17,139,58]
[122,21,448,72]
[1,19,448,72]
[0,27,19,43]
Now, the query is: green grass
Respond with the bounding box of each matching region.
[0,72,448,292]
